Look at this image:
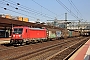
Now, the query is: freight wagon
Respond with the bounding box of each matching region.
[61,29,69,38]
[47,28,62,40]
[68,30,80,37]
[73,31,80,37]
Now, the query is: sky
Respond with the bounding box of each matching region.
[0,0,90,23]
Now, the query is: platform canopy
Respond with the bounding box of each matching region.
[0,17,64,30]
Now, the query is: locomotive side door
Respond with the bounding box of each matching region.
[26,29,29,39]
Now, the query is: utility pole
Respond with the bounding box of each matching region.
[64,13,68,39]
[65,13,67,28]
[78,20,80,29]
[65,13,67,21]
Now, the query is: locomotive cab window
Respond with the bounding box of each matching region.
[13,28,23,34]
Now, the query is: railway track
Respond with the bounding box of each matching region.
[0,37,74,52]
[0,36,89,60]
[18,37,89,60]
[0,38,68,60]
[49,37,90,60]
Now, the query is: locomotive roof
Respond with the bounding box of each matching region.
[13,26,46,30]
[29,28,46,30]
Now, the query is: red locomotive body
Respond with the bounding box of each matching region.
[10,26,47,44]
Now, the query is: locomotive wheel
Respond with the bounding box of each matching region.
[26,41,30,45]
[10,40,13,44]
[31,40,36,44]
[20,43,25,46]
[20,40,25,45]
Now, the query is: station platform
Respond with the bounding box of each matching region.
[69,39,90,60]
[0,38,10,44]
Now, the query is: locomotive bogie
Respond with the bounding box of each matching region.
[10,39,23,44]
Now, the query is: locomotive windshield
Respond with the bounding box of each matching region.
[13,28,23,34]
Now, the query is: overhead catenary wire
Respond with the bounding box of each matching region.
[0,6,36,19]
[56,0,81,20]
[2,0,54,19]
[68,0,83,19]
[68,0,79,14]
[31,0,58,16]
[0,1,36,19]
[32,0,66,20]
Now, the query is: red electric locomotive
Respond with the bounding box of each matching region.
[10,26,47,45]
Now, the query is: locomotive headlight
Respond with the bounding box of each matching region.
[19,35,21,37]
[19,35,22,38]
[13,35,15,37]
